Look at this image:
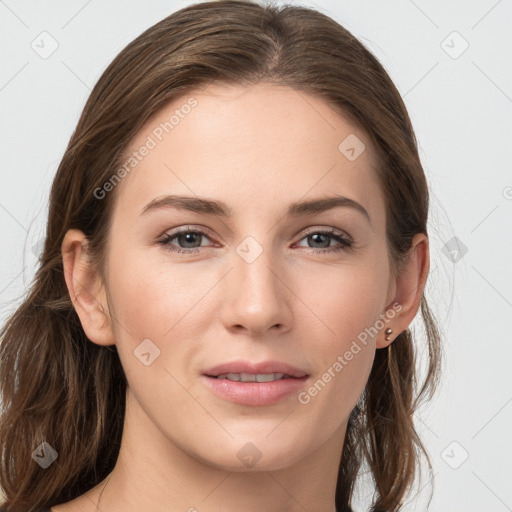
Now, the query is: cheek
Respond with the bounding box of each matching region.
[107,249,205,340]
[106,258,205,411]
[294,259,387,341]
[291,264,384,412]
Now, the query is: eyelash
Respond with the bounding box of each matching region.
[157,227,353,255]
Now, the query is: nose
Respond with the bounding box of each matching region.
[219,244,292,336]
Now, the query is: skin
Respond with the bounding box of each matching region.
[57,82,429,512]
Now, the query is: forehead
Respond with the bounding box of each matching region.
[112,82,385,224]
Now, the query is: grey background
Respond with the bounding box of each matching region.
[1,0,511,510]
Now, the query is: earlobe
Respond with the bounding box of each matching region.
[377,233,429,349]
[61,229,116,346]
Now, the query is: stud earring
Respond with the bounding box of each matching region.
[384,328,393,341]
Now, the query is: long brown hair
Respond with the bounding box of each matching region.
[0,1,442,510]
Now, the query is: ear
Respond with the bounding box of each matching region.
[61,229,116,346]
[377,233,430,349]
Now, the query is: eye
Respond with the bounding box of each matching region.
[157,227,353,255]
[294,228,352,254]
[157,227,215,254]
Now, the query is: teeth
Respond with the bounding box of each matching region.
[216,372,286,382]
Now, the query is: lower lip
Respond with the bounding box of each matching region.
[201,375,309,406]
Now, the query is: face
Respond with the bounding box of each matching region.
[97,82,397,471]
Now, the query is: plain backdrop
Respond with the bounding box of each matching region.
[1,0,511,510]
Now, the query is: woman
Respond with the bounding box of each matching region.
[0,1,441,511]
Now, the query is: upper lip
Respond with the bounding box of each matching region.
[203,360,308,378]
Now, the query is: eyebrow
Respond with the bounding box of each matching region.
[140,194,370,223]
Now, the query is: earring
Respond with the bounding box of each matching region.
[384,328,393,341]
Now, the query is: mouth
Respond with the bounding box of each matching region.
[201,360,309,406]
[209,372,300,382]
[203,360,309,379]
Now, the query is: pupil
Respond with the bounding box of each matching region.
[180,233,199,248]
[311,233,328,248]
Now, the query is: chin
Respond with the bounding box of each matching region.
[195,436,308,473]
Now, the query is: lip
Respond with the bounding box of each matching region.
[201,360,310,407]
[203,360,308,378]
[201,375,309,406]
